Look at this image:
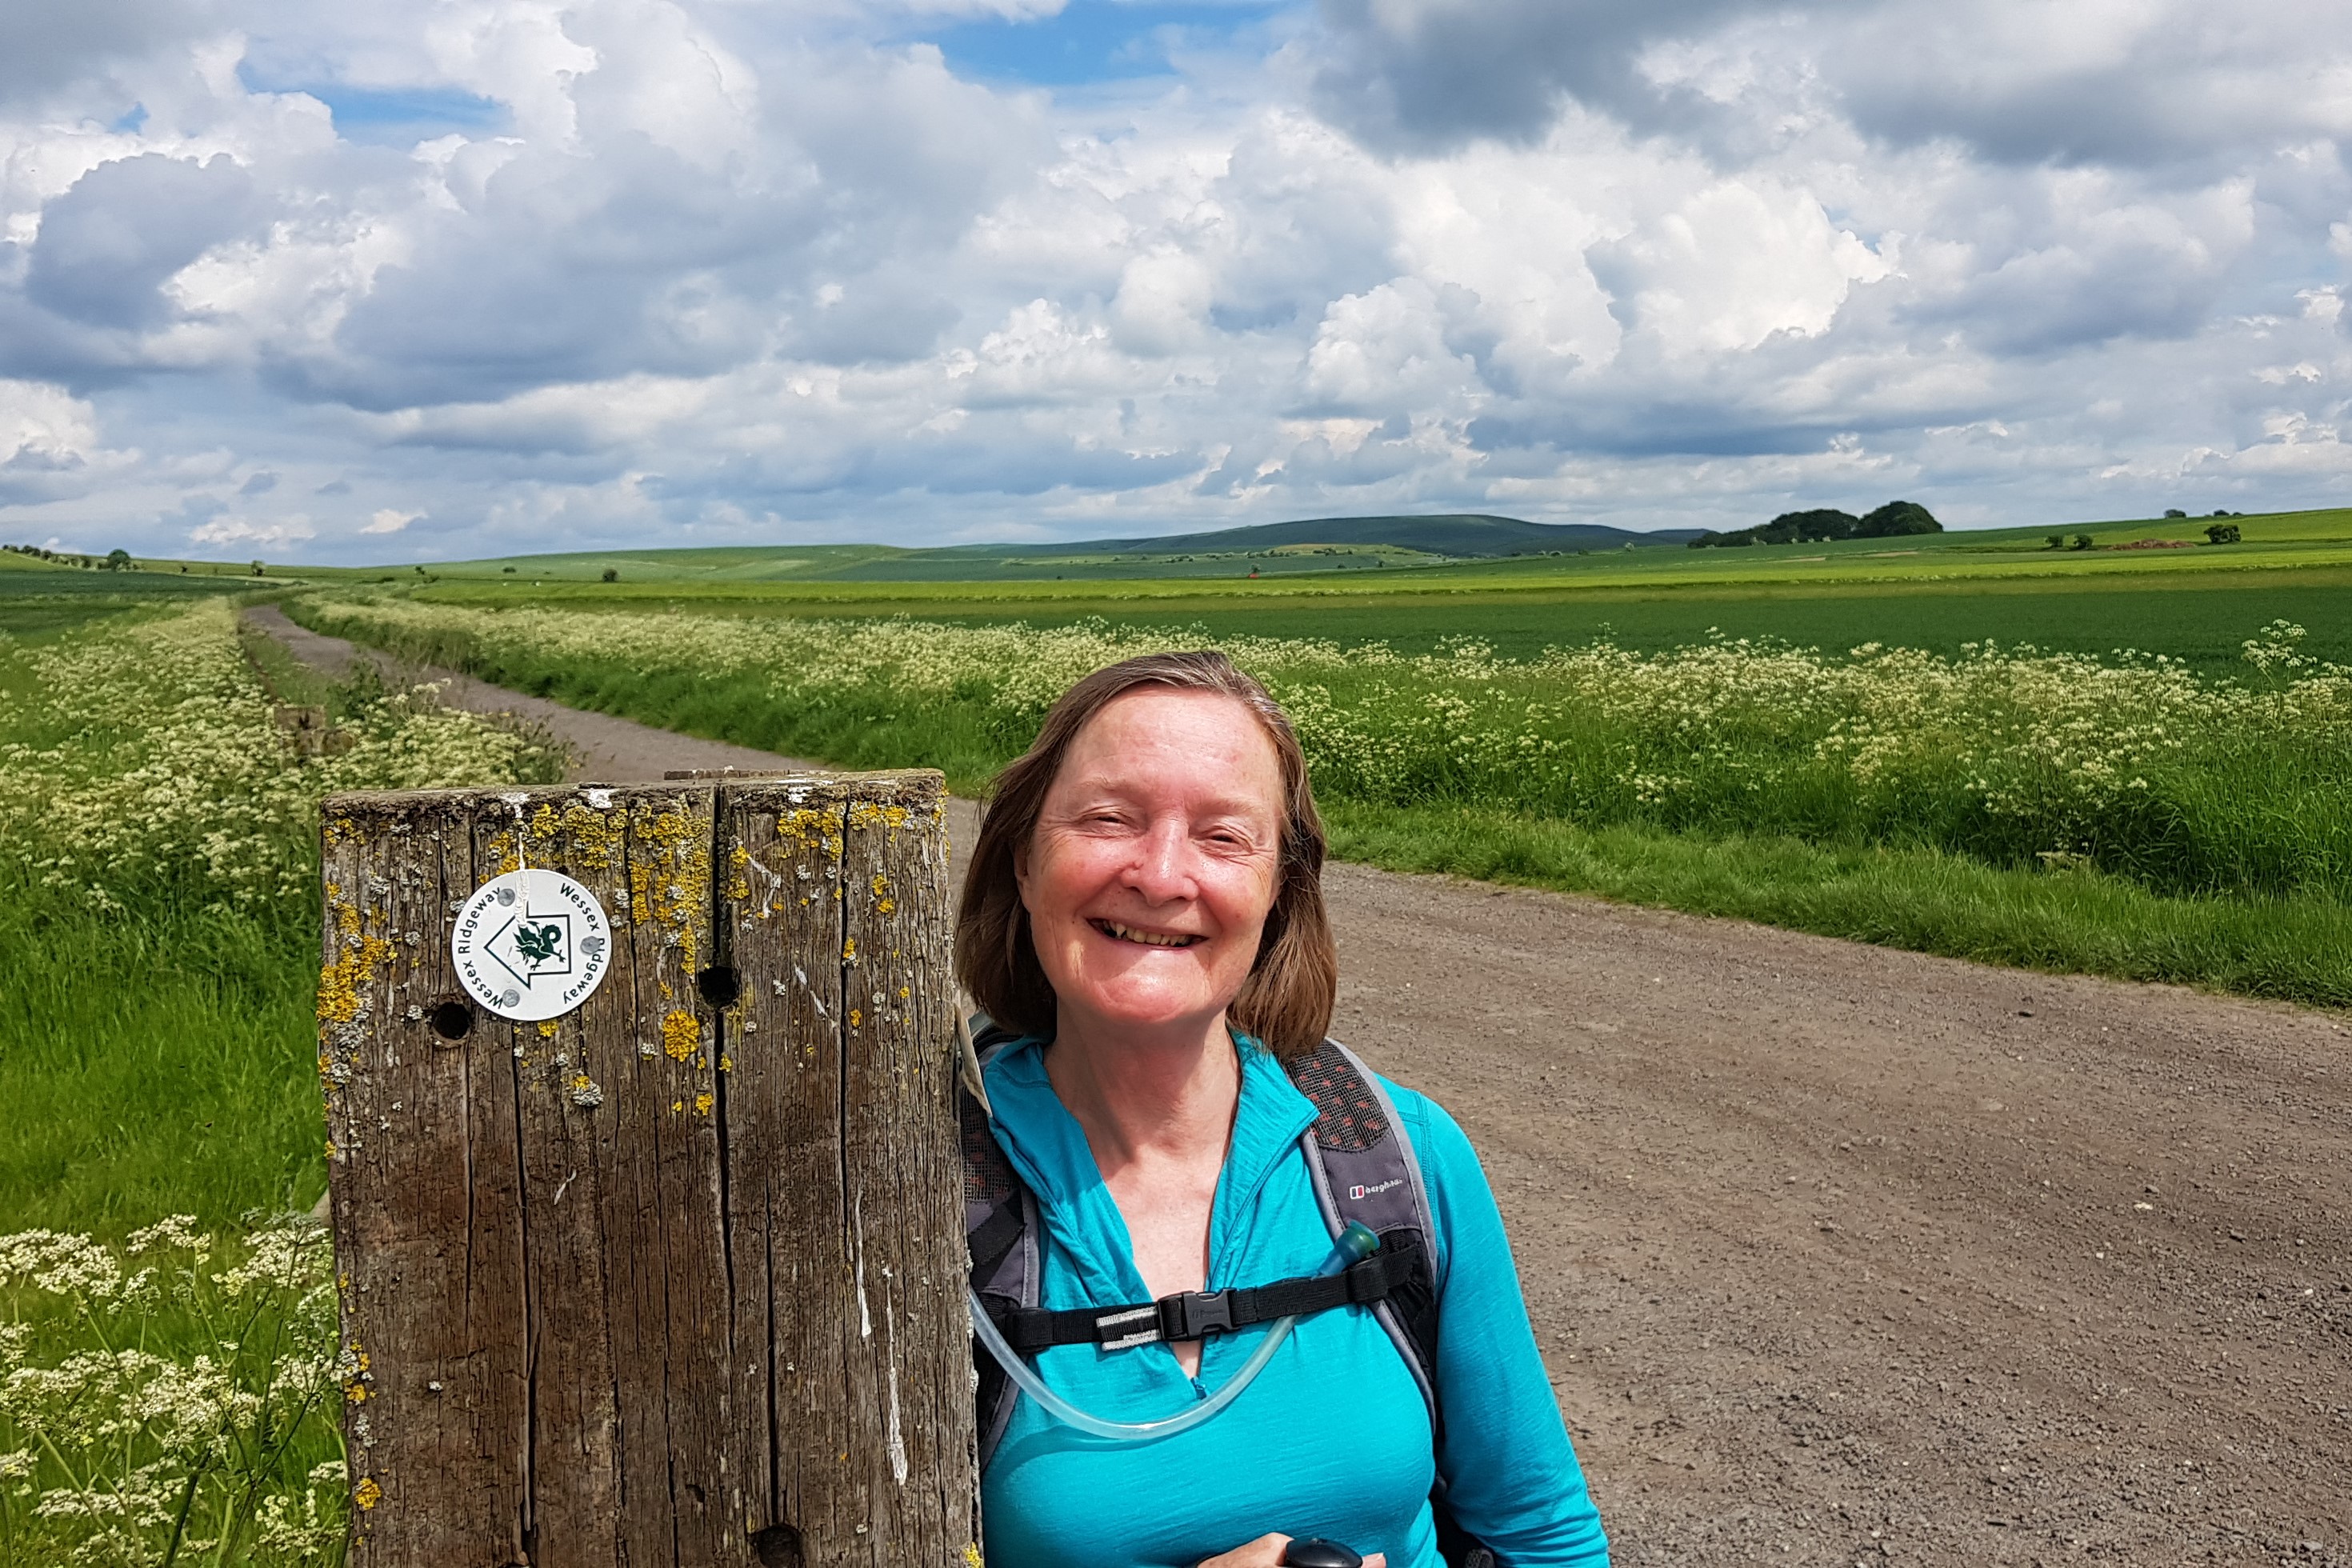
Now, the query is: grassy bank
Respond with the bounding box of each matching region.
[293,594,2352,1011]
[0,889,330,1235]
[0,601,560,1565]
[1325,802,2350,1008]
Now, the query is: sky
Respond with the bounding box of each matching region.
[2,0,2349,562]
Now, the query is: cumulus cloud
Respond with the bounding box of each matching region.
[190,514,317,546]
[0,0,2347,558]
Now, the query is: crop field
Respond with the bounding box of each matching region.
[0,598,561,1565]
[284,502,2352,587]
[422,570,2352,674]
[0,561,254,638]
[295,589,2352,1009]
[396,506,2352,674]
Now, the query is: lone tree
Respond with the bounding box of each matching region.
[2205,521,2242,545]
[105,548,131,570]
[601,566,619,582]
[1855,500,1942,538]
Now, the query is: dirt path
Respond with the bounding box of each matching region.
[254,607,2350,1566]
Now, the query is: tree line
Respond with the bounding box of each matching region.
[1689,501,1942,548]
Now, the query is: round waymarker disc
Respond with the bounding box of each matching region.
[450,869,614,1022]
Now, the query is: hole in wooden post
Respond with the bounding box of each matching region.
[428,1000,475,1041]
[750,1523,805,1567]
[697,965,741,1009]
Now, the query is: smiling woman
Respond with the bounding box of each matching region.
[952,652,1610,1568]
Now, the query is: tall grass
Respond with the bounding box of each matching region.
[0,602,562,1566]
[290,594,2352,1009]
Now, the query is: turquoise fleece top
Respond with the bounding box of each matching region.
[978,1034,1610,1568]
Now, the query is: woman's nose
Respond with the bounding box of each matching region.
[1124,818,1197,898]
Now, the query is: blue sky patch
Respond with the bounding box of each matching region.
[920,1,1285,86]
[237,66,508,144]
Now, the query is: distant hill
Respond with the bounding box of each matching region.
[1042,514,1701,558]
[357,514,1702,584]
[1058,514,1702,557]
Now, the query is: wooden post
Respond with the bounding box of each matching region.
[318,772,978,1568]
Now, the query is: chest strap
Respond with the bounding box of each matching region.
[978,1242,1421,1354]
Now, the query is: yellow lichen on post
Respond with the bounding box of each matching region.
[317,933,393,1026]
[630,802,712,972]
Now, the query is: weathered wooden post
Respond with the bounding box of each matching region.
[317,771,978,1567]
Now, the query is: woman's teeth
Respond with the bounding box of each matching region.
[1097,920,1201,948]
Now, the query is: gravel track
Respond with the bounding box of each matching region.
[252,606,2350,1566]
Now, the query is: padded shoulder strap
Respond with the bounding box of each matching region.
[959,1022,1034,1470]
[1282,1039,1442,1429]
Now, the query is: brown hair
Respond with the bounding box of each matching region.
[954,650,1337,1058]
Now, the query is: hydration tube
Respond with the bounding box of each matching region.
[969,1221,1380,1444]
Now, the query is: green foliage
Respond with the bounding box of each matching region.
[0,570,251,640]
[0,604,569,1565]
[1857,500,1942,537]
[2205,522,2242,545]
[0,1216,348,1567]
[297,595,2352,1008]
[105,550,132,572]
[1692,509,1857,549]
[845,576,2352,674]
[1690,500,1937,548]
[0,886,329,1238]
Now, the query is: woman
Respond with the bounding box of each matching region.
[956,651,1609,1568]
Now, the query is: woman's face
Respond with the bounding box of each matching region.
[1018,687,1286,1044]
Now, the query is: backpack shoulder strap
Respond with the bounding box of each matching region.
[1282,1038,1442,1430]
[1286,1040,1498,1568]
[959,1019,1035,1470]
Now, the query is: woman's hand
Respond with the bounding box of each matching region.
[1194,1534,1386,1568]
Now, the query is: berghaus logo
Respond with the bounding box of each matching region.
[1348,1178,1403,1200]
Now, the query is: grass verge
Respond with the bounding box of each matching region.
[0,881,329,1236]
[1323,801,2352,1010]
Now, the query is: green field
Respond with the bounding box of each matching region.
[411,569,2350,675]
[79,505,2352,673]
[393,507,2352,675]
[0,561,257,637]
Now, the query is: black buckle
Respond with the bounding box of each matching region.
[1156,1289,1236,1341]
